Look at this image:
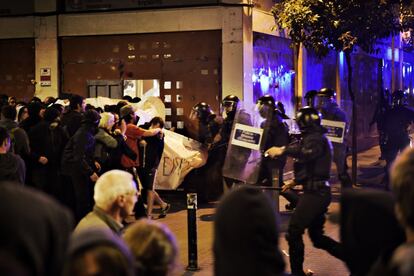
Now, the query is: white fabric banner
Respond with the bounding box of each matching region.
[155,129,207,190]
[56,95,166,125]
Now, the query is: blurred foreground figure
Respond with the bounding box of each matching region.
[369,147,414,275]
[123,219,178,276]
[0,182,74,276]
[63,228,134,276]
[340,189,404,276]
[214,186,285,276]
[382,90,414,190]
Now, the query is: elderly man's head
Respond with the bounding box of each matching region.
[94,170,138,219]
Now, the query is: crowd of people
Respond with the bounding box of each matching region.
[0,94,170,221]
[0,89,414,276]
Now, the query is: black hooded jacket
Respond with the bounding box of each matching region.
[61,110,83,137]
[284,126,331,184]
[19,102,43,134]
[0,152,25,184]
[29,120,68,169]
[61,122,97,176]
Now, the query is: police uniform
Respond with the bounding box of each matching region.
[266,107,343,276]
[219,96,252,189]
[189,102,222,201]
[317,88,352,189]
[256,95,298,206]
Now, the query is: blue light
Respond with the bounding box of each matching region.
[252,73,258,83]
[339,51,344,67]
[387,48,392,60]
[260,74,270,93]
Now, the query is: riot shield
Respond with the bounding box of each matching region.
[222,101,271,185]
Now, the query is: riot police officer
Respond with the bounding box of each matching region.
[304,90,318,108]
[316,88,352,189]
[189,102,222,201]
[216,95,251,190]
[190,102,220,146]
[370,88,391,160]
[218,95,239,145]
[256,95,298,208]
[382,90,414,189]
[266,107,343,276]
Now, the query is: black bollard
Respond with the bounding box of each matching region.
[186,193,199,271]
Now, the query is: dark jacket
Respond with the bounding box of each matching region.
[61,123,97,177]
[139,123,164,170]
[198,116,220,145]
[261,112,290,170]
[29,120,69,169]
[0,152,26,184]
[284,126,331,184]
[61,110,83,137]
[0,118,30,158]
[19,102,43,134]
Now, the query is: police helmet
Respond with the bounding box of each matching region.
[257,95,276,108]
[256,95,276,118]
[392,90,408,107]
[296,107,321,131]
[318,88,336,98]
[190,102,214,122]
[304,90,318,107]
[222,95,239,113]
[276,101,290,119]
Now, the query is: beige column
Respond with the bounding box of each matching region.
[34,15,58,99]
[336,52,342,106]
[297,43,307,107]
[222,6,253,106]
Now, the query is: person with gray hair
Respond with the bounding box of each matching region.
[75,169,138,235]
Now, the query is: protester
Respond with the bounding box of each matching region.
[29,106,68,200]
[61,94,85,137]
[138,117,170,219]
[75,170,138,235]
[0,105,30,158]
[0,126,25,184]
[15,104,29,123]
[119,105,162,218]
[61,109,101,222]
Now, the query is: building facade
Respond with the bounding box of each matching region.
[0,0,412,147]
